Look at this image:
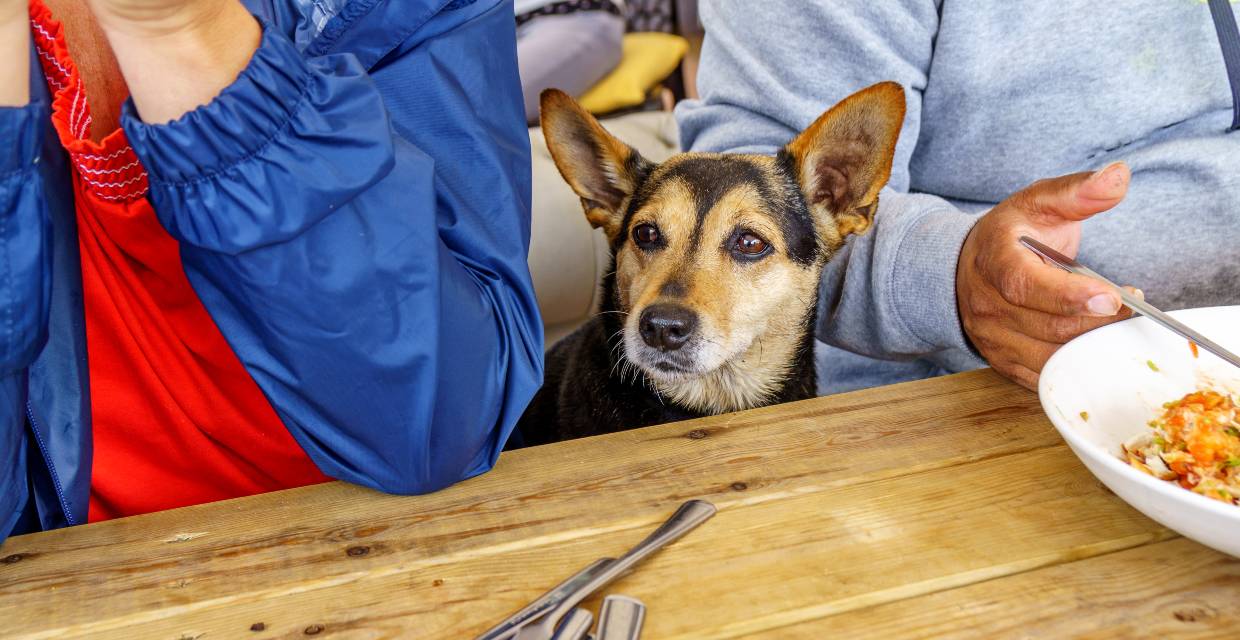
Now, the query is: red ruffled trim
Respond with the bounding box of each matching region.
[29,0,149,203]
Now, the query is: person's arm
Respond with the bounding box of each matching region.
[100,0,542,493]
[676,0,1133,389]
[0,9,52,541]
[88,0,259,123]
[0,0,28,107]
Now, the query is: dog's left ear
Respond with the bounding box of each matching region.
[540,89,652,240]
[784,82,906,239]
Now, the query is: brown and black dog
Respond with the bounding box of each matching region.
[516,83,906,445]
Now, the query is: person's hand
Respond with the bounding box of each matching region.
[957,162,1140,390]
[0,0,23,19]
[85,0,259,123]
[86,0,236,38]
[0,0,28,107]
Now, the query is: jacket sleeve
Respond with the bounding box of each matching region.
[121,6,543,495]
[675,0,985,365]
[0,101,51,540]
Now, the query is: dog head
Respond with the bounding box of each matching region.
[541,83,905,413]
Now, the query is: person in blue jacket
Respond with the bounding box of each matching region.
[0,0,542,544]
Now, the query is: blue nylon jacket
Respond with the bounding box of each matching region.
[0,0,542,543]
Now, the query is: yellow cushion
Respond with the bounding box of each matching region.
[579,32,689,114]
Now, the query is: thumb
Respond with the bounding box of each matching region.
[1013,161,1130,224]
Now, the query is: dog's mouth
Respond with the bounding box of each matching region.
[649,358,694,375]
[622,327,744,384]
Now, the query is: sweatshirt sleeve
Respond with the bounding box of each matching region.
[675,0,984,363]
[0,101,51,540]
[121,6,542,495]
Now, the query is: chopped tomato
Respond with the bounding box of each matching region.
[1125,389,1239,506]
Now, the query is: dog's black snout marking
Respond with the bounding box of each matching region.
[639,304,698,351]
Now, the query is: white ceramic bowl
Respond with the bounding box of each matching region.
[1039,305,1240,558]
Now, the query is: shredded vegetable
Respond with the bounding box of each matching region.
[1123,389,1240,505]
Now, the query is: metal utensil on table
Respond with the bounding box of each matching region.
[1019,236,1240,369]
[476,558,615,640]
[596,595,646,640]
[550,608,594,640]
[514,499,717,640]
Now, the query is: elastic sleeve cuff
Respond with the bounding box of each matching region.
[122,20,395,254]
[888,205,981,355]
[0,102,47,178]
[121,23,309,184]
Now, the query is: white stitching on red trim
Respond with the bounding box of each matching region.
[76,160,141,176]
[74,148,129,162]
[81,172,147,189]
[93,188,149,202]
[30,21,56,44]
[34,49,68,89]
[68,77,83,137]
[74,82,89,139]
[30,22,71,82]
[78,115,92,139]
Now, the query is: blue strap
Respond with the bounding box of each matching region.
[1208,0,1240,131]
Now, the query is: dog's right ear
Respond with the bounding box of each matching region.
[540,89,651,240]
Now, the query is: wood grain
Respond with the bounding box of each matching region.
[774,538,1240,639]
[0,369,1233,639]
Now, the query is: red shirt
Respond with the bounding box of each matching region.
[30,1,329,522]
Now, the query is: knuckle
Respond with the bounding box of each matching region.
[972,247,989,272]
[1032,346,1058,370]
[1045,318,1081,343]
[971,331,1003,357]
[1009,187,1043,213]
[964,289,1001,324]
[996,269,1028,303]
[975,293,1001,318]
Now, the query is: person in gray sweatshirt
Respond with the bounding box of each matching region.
[676,0,1240,395]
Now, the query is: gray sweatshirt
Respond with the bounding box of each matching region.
[676,0,1240,394]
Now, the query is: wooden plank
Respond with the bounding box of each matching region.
[772,537,1240,639]
[0,370,1052,632]
[7,444,1174,639]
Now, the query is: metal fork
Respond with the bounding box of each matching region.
[513,500,717,640]
[1019,235,1240,369]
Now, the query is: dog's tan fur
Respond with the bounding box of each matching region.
[611,161,823,413]
[534,83,906,424]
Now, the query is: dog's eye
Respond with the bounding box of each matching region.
[632,223,661,248]
[732,232,770,257]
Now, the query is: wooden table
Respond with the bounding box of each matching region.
[2,369,1237,639]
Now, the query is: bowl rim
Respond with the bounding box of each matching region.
[1039,304,1240,522]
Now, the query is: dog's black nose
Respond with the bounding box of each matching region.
[638,304,698,352]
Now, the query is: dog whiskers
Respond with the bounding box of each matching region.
[648,377,665,405]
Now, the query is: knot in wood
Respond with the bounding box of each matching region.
[1173,606,1215,623]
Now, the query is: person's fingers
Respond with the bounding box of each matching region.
[982,249,1122,317]
[998,303,1135,344]
[1009,162,1130,224]
[995,361,1041,391]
